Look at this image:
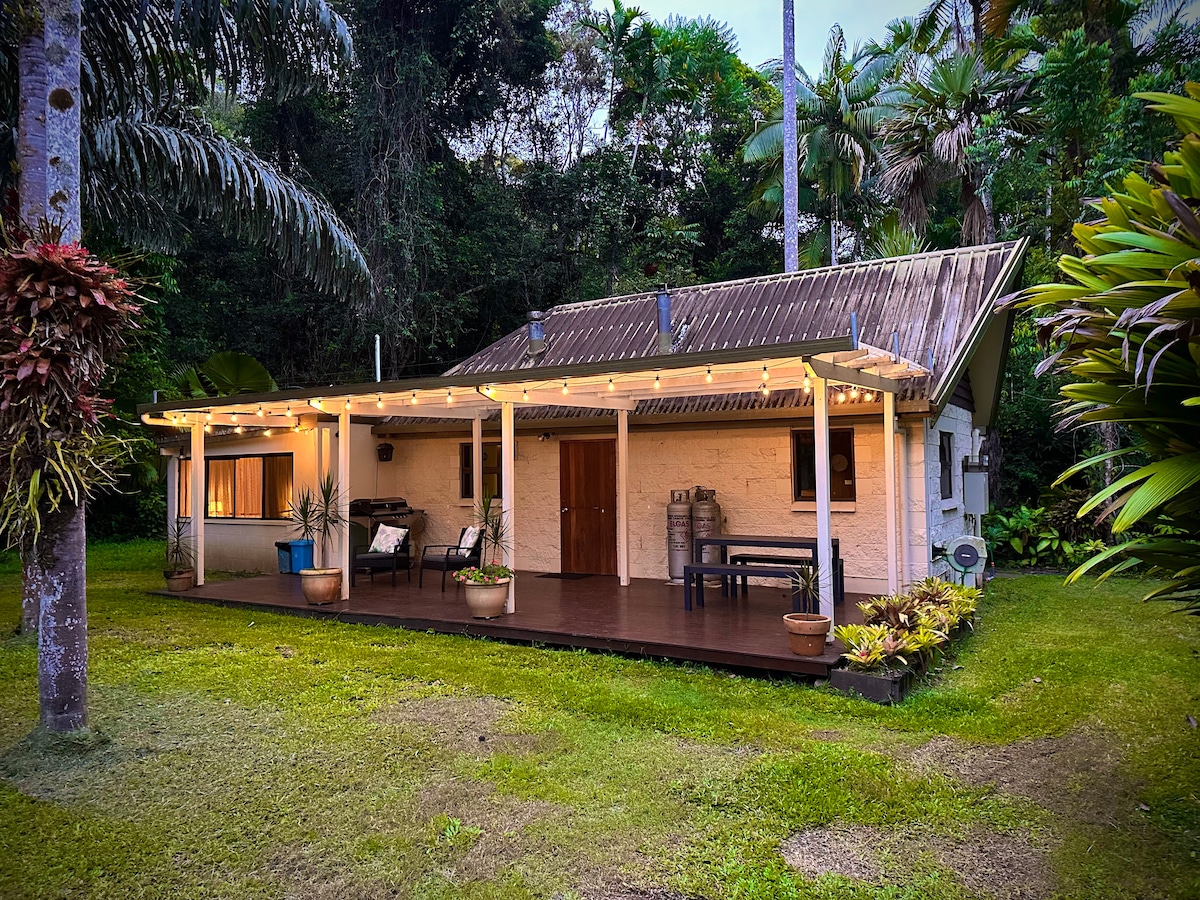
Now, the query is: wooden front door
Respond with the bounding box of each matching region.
[560,439,617,575]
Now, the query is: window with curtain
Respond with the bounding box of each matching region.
[792,429,856,502]
[181,453,293,519]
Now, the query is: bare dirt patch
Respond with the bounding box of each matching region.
[373,694,545,755]
[781,824,1055,899]
[897,727,1136,825]
[781,825,885,882]
[414,776,567,881]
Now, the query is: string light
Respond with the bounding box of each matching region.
[263,428,272,437]
[344,399,352,410]
[293,424,301,433]
[608,378,615,391]
[562,381,569,395]
[762,365,770,381]
[864,391,874,402]
[522,389,529,401]
[312,399,322,410]
[235,425,244,434]
[761,382,770,397]
[705,366,713,383]
[654,373,661,389]
[411,391,418,405]
[446,389,454,403]
[376,394,384,409]
[837,391,847,404]
[285,406,293,418]
[230,413,238,423]
[850,387,859,400]
[803,385,811,395]
[204,423,212,433]
[205,412,212,422]
[803,376,811,390]
[256,405,264,417]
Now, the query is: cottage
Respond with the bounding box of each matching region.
[141,239,1026,644]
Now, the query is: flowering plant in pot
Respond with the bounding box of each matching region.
[781,566,829,655]
[290,473,344,604]
[163,517,194,591]
[453,495,514,618]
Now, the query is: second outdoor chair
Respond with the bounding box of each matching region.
[420,526,484,592]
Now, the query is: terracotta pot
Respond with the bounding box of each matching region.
[464,579,510,619]
[299,567,343,605]
[164,569,194,592]
[782,612,831,656]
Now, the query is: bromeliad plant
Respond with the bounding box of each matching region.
[1010,83,1200,612]
[454,495,515,585]
[838,578,979,673]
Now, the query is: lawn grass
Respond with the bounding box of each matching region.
[1,541,1198,898]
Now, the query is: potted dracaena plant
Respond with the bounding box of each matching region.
[290,472,345,605]
[164,516,195,591]
[453,494,514,618]
[781,566,830,655]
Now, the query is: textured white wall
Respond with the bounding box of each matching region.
[923,404,976,581]
[373,420,919,594]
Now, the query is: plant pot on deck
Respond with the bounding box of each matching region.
[463,579,509,619]
[163,568,194,592]
[830,667,913,704]
[299,567,343,605]
[782,613,830,656]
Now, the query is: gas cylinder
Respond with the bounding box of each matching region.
[691,486,723,565]
[666,489,693,583]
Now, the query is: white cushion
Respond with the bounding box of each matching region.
[458,525,481,553]
[368,524,408,554]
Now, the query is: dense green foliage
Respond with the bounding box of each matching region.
[1,545,1198,897]
[1013,84,1200,607]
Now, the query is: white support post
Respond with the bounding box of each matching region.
[338,407,351,600]
[884,391,900,594]
[501,401,516,613]
[164,450,179,528]
[898,421,911,590]
[190,422,205,586]
[472,414,484,505]
[813,377,834,638]
[616,408,630,586]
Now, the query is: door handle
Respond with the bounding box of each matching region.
[561,507,569,513]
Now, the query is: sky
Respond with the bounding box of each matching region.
[627,0,930,72]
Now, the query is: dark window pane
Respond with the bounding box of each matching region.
[939,432,954,500]
[792,429,855,502]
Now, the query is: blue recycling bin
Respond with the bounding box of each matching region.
[289,539,315,571]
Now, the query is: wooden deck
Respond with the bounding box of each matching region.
[162,571,866,676]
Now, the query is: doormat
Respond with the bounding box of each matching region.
[537,573,592,580]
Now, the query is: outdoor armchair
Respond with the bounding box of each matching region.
[420,526,483,592]
[351,522,412,587]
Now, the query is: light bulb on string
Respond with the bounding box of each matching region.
[864,391,874,402]
[705,366,713,383]
[654,373,661,389]
[344,399,352,410]
[802,376,811,390]
[837,391,846,404]
[376,394,383,409]
[411,391,418,405]
[762,365,769,382]
[446,389,454,403]
[522,389,529,401]
[562,381,569,395]
[285,406,293,418]
[761,383,770,397]
[608,378,615,391]
[850,387,859,400]
[256,405,264,417]
[230,413,238,423]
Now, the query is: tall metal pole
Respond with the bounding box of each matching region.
[782,0,799,272]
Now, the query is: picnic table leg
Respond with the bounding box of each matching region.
[684,572,692,611]
[697,575,705,608]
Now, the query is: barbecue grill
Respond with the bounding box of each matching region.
[349,497,426,542]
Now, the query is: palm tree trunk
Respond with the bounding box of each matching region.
[16,0,88,733]
[34,501,89,733]
[781,0,799,272]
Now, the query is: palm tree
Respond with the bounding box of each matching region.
[3,0,368,298]
[582,0,648,143]
[744,26,903,265]
[878,52,1034,244]
[2,0,366,733]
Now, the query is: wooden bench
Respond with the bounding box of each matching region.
[726,553,845,604]
[684,562,813,613]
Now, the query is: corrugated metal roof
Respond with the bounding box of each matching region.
[445,242,1024,378]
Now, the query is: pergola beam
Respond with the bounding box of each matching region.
[484,388,638,412]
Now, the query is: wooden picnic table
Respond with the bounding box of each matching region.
[688,533,844,608]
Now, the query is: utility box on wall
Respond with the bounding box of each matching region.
[963,460,989,516]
